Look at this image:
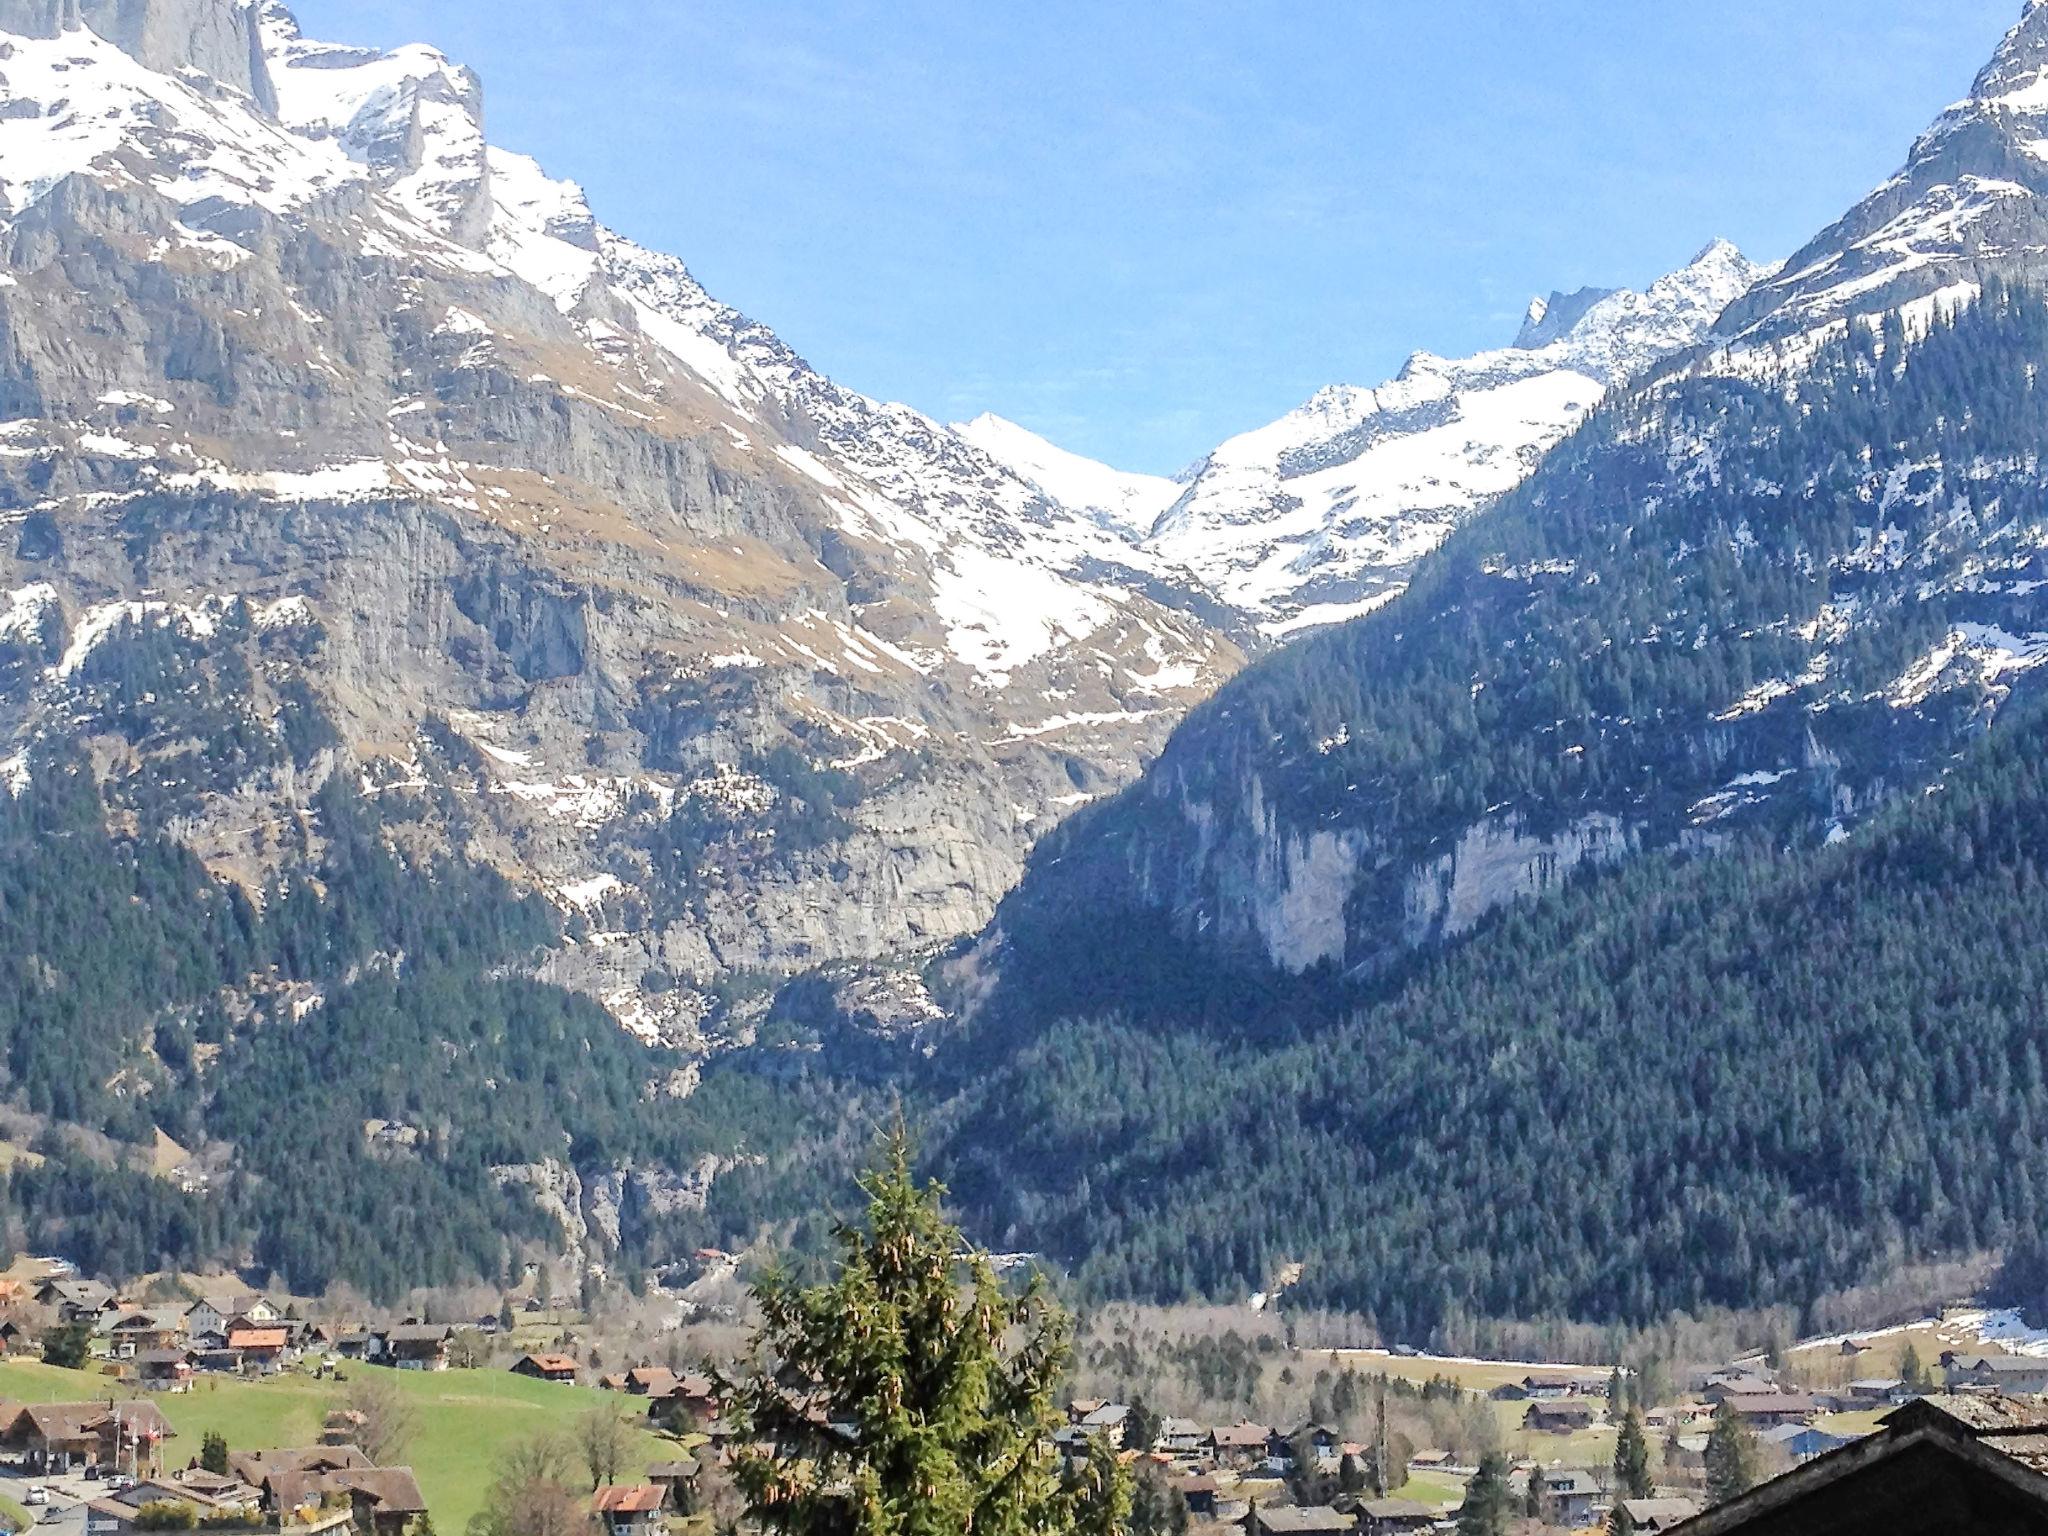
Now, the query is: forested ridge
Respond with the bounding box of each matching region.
[0,749,844,1298]
[993,288,2048,981]
[935,690,2048,1339]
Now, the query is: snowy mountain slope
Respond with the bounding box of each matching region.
[0,0,1244,1043]
[1718,0,2048,341]
[952,413,1184,537]
[1143,240,1771,636]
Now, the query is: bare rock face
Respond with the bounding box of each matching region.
[0,0,276,106]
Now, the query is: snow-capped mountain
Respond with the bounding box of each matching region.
[1719,0,2048,341]
[965,243,1770,637]
[0,0,1244,1041]
[952,413,1183,537]
[1143,240,1770,635]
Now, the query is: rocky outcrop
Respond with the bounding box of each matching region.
[0,0,275,107]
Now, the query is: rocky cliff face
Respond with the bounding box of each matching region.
[0,2,1243,1043]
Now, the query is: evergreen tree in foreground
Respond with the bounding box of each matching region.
[723,1124,1122,1536]
[1704,1400,1760,1505]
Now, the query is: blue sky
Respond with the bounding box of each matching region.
[297,0,2020,474]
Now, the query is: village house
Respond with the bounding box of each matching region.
[1524,1401,1599,1435]
[1169,1473,1217,1518]
[1704,1372,1784,1404]
[1355,1498,1434,1536]
[1269,1421,1340,1469]
[593,1483,673,1534]
[374,1323,453,1372]
[1529,1468,1603,1528]
[1617,1497,1700,1532]
[1495,1373,1583,1402]
[646,1458,700,1505]
[1207,1421,1271,1471]
[322,1408,370,1447]
[1249,1506,1356,1536]
[97,1306,185,1358]
[227,1323,292,1374]
[80,1467,277,1535]
[1941,1354,2048,1395]
[37,1278,116,1324]
[1760,1423,1857,1462]
[1159,1416,1207,1458]
[183,1290,276,1340]
[228,1444,428,1534]
[333,1329,372,1361]
[131,1348,195,1392]
[230,1444,372,1491]
[1078,1402,1131,1447]
[512,1352,580,1384]
[270,1465,430,1534]
[625,1365,680,1397]
[1725,1392,1823,1430]
[0,1400,175,1476]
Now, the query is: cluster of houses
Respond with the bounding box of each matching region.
[0,1403,429,1535]
[10,1276,487,1386]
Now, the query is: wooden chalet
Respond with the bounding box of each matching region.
[512,1351,580,1384]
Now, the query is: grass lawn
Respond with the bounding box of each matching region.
[1323,1348,1611,1395]
[1393,1466,1465,1510]
[0,1359,675,1530]
[0,1491,23,1533]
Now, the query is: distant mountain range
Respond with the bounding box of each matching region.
[964,242,1769,637]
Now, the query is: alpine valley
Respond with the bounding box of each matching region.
[1,0,2044,1337]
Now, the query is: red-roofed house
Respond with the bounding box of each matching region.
[512,1353,579,1385]
[593,1483,672,1534]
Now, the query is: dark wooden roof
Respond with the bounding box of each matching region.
[1669,1394,2048,1535]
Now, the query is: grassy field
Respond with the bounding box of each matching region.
[0,1359,677,1529]
[1324,1348,1610,1395]
[1393,1466,1465,1510]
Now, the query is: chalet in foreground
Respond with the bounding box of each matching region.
[1670,1394,2048,1535]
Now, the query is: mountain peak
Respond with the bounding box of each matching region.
[1718,5,2048,341]
[0,0,275,109]
[1514,284,1616,350]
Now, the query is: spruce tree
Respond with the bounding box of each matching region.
[1457,1452,1510,1536]
[1704,1400,1759,1505]
[722,1125,1116,1536]
[1613,1406,1652,1500]
[1899,1342,1929,1396]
